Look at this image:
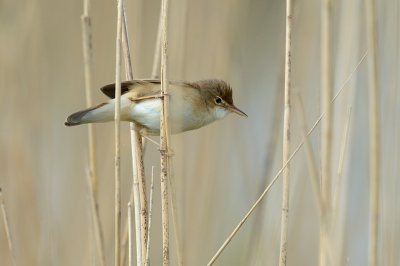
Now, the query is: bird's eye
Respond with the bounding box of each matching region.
[215,97,222,104]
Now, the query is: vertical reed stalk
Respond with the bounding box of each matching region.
[279,0,292,265]
[85,167,106,266]
[119,3,149,263]
[160,0,171,264]
[321,0,333,264]
[153,2,184,263]
[366,0,381,265]
[81,1,106,264]
[332,106,352,266]
[294,92,322,210]
[120,189,138,266]
[0,186,17,266]
[128,202,133,266]
[145,166,155,266]
[114,0,124,264]
[130,133,143,266]
[81,0,98,195]
[133,126,148,264]
[168,2,186,263]
[151,7,163,79]
[119,3,143,263]
[168,158,183,265]
[333,107,352,215]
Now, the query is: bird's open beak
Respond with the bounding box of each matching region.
[229,106,248,117]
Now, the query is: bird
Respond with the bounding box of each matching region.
[65,79,247,135]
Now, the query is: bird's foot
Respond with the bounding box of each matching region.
[139,128,174,156]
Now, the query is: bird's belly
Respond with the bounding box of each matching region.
[128,98,206,135]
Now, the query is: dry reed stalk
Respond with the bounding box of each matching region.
[207,50,369,266]
[121,2,134,80]
[0,186,17,266]
[118,7,142,266]
[152,5,184,264]
[168,158,183,265]
[130,136,143,266]
[278,0,292,265]
[128,202,133,266]
[120,189,137,266]
[160,0,171,264]
[151,7,163,79]
[333,107,352,215]
[118,2,149,263]
[145,166,155,266]
[85,167,106,266]
[294,91,322,210]
[321,0,333,264]
[114,0,124,264]
[332,106,352,265]
[81,0,98,195]
[81,1,106,264]
[119,2,144,264]
[366,1,381,265]
[120,2,162,264]
[130,63,149,264]
[161,2,183,264]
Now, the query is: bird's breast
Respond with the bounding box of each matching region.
[127,93,217,135]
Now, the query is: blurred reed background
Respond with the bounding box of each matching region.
[0,0,398,265]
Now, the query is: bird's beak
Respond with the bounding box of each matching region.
[228,106,248,117]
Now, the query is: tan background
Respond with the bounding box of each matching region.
[1,0,398,265]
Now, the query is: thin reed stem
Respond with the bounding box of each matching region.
[168,157,183,265]
[294,91,322,211]
[85,167,106,266]
[207,50,369,266]
[119,3,142,263]
[81,0,98,196]
[0,185,17,266]
[145,166,155,266]
[151,7,163,79]
[154,2,183,264]
[321,0,334,264]
[120,189,137,266]
[366,0,381,265]
[279,0,292,265]
[332,106,352,265]
[118,3,149,263]
[160,0,171,264]
[81,1,106,264]
[128,202,133,266]
[333,107,352,214]
[130,132,143,266]
[114,0,124,264]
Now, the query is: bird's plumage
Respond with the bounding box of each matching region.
[65,79,246,135]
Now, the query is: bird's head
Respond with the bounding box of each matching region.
[196,79,248,120]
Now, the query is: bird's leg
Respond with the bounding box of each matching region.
[139,128,161,147]
[139,128,175,156]
[130,93,169,103]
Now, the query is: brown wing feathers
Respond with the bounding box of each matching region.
[100,80,198,99]
[100,81,134,99]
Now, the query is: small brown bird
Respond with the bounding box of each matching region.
[65,79,247,135]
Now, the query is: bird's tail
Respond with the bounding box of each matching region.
[65,100,123,126]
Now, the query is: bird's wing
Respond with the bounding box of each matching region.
[100,81,139,99]
[100,80,197,99]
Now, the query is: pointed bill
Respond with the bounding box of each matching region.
[228,106,248,117]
